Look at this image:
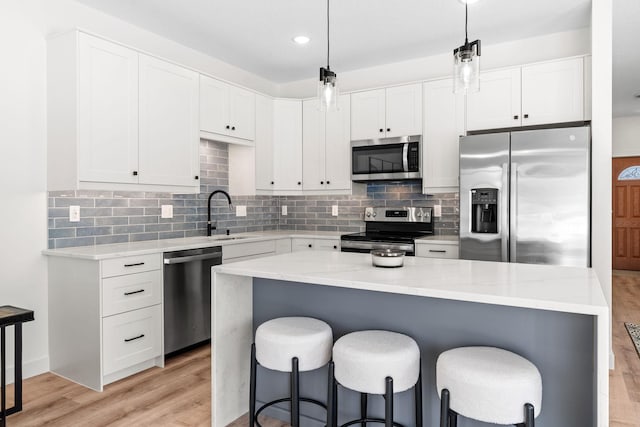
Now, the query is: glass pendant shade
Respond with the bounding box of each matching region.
[453,40,480,94]
[319,66,338,111]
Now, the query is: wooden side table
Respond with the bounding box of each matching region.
[0,306,34,426]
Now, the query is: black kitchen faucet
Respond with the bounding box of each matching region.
[207,190,233,236]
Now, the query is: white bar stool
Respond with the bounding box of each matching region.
[328,330,422,427]
[250,317,333,427]
[436,347,542,427]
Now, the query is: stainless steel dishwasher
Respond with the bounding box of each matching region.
[163,246,222,355]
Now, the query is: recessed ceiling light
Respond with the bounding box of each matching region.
[293,36,310,45]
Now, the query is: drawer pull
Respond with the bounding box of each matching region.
[124,334,145,343]
[124,289,145,296]
[429,250,447,253]
[124,262,145,267]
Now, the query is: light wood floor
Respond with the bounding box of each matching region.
[3,271,640,426]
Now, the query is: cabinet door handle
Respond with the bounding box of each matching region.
[231,126,236,131]
[124,289,145,296]
[195,175,199,180]
[387,128,391,132]
[132,171,138,176]
[270,181,274,185]
[379,128,384,133]
[429,250,447,253]
[124,262,145,267]
[524,114,529,119]
[333,245,337,249]
[226,125,230,129]
[326,180,331,184]
[124,334,145,343]
[297,181,302,185]
[308,244,312,248]
[513,115,519,120]
[320,181,324,184]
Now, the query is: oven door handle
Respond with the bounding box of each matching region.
[163,253,222,265]
[402,143,409,172]
[340,241,414,253]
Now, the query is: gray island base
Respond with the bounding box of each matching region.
[211,251,609,427]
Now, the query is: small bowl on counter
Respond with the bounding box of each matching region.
[371,248,405,268]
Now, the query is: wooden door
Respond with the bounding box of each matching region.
[613,157,640,270]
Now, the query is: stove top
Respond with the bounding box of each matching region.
[340,231,425,244]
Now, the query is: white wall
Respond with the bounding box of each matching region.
[278,28,591,98]
[613,116,640,157]
[0,1,49,381]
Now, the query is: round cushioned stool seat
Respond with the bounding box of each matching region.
[333,330,420,395]
[255,317,332,372]
[436,346,542,425]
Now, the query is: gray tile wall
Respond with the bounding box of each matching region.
[48,142,459,249]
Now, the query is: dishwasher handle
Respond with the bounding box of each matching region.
[164,252,222,265]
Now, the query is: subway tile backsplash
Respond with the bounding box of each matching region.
[48,140,459,249]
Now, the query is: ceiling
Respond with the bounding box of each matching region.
[74,0,591,84]
[613,0,640,117]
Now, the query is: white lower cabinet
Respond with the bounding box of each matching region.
[415,241,460,259]
[222,239,278,263]
[103,305,162,375]
[48,254,164,391]
[292,238,340,252]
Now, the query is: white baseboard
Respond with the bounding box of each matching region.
[2,355,49,384]
[610,350,615,370]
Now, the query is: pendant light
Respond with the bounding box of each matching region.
[318,0,338,111]
[453,2,481,94]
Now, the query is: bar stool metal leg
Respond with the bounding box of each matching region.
[415,360,423,427]
[249,344,257,426]
[14,324,22,414]
[1,326,5,427]
[449,409,458,427]
[290,357,300,427]
[440,389,449,427]
[360,393,367,427]
[327,362,335,427]
[524,403,535,427]
[384,377,393,427]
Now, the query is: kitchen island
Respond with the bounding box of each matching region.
[212,251,609,427]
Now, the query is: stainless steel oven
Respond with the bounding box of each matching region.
[351,135,422,182]
[341,207,433,255]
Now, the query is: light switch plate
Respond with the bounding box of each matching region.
[69,205,80,222]
[282,205,287,216]
[433,205,442,217]
[161,205,173,219]
[332,205,339,216]
[236,205,247,217]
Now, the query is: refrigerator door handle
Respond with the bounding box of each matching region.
[510,162,518,262]
[501,163,509,262]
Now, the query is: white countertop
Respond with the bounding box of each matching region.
[213,251,608,316]
[42,230,343,260]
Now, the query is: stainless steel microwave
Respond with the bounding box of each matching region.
[351,135,422,182]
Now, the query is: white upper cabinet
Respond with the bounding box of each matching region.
[255,94,275,191]
[138,54,200,187]
[77,33,139,184]
[350,89,386,140]
[467,57,585,131]
[385,84,423,138]
[48,31,200,192]
[351,84,422,140]
[467,68,521,131]
[302,97,351,192]
[200,75,255,142]
[423,79,465,194]
[520,57,584,126]
[272,99,303,191]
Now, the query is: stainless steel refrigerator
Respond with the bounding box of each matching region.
[459,126,590,267]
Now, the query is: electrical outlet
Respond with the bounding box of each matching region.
[236,205,247,217]
[69,205,80,222]
[433,205,442,217]
[161,205,173,219]
[282,205,287,216]
[332,205,339,216]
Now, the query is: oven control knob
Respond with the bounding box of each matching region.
[417,212,422,217]
[372,212,377,217]
[366,212,371,217]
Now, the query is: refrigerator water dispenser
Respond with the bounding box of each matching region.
[471,188,498,233]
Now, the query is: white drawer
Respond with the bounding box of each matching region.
[102,271,162,317]
[102,305,162,375]
[415,243,459,259]
[292,238,340,252]
[222,240,276,261]
[101,254,161,278]
[292,238,316,251]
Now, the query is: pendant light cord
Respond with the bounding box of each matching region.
[465,3,469,43]
[327,0,330,68]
